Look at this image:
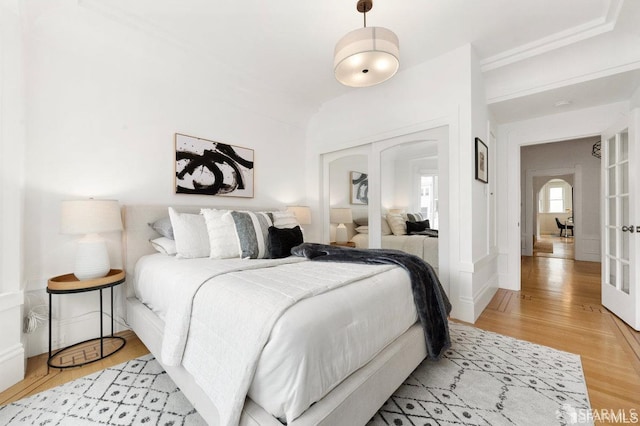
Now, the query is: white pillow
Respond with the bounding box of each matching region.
[381,217,392,236]
[272,211,300,229]
[355,225,368,234]
[201,208,242,259]
[150,237,177,256]
[386,213,406,236]
[168,207,210,258]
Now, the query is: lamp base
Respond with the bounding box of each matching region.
[74,234,111,280]
[335,224,348,244]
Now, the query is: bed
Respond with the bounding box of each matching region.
[123,205,447,426]
[349,213,439,272]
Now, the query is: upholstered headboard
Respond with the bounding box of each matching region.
[121,204,281,296]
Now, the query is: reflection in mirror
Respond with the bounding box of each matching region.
[370,128,446,274]
[329,154,368,245]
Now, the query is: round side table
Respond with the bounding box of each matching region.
[47,269,126,369]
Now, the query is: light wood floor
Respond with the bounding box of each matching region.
[2,256,639,422]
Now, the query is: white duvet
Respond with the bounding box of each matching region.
[134,254,417,425]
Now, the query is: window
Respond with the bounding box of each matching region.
[538,179,572,214]
[548,186,564,213]
[420,175,438,228]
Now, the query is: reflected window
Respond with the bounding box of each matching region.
[420,175,438,229]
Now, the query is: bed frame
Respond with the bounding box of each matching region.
[122,205,427,426]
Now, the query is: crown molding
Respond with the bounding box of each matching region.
[480,0,624,72]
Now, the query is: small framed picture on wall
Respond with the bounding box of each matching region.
[475,137,488,184]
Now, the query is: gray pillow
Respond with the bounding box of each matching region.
[148,217,174,239]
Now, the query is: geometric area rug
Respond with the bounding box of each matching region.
[369,322,592,426]
[0,322,591,425]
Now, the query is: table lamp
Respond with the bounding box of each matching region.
[61,199,123,280]
[330,208,353,244]
[286,206,312,228]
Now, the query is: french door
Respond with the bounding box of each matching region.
[602,114,640,331]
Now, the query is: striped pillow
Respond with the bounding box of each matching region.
[230,211,274,259]
[405,212,424,222]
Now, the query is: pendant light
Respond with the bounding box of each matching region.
[334,0,399,87]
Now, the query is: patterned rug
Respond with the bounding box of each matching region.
[0,322,591,425]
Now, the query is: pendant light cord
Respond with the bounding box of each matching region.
[364,9,367,27]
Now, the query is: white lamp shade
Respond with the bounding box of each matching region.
[334,26,399,87]
[61,199,123,235]
[286,206,312,225]
[330,208,353,225]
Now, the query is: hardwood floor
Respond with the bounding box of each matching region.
[2,256,639,424]
[475,255,640,421]
[0,330,150,407]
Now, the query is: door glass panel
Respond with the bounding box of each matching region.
[609,257,616,287]
[620,130,629,161]
[609,197,616,224]
[622,264,630,294]
[609,227,617,257]
[623,228,630,260]
[621,162,629,194]
[622,196,629,225]
[608,167,616,195]
[608,136,616,166]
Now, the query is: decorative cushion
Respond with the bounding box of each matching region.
[201,209,242,259]
[148,217,174,239]
[149,237,177,256]
[355,225,368,234]
[168,207,210,258]
[381,217,392,235]
[406,219,431,234]
[406,212,424,222]
[271,211,300,229]
[230,211,273,259]
[268,226,303,259]
[386,213,406,236]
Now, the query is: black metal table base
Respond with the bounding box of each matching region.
[47,336,126,369]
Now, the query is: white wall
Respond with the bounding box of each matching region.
[21,3,313,356]
[307,45,496,323]
[497,101,629,290]
[0,0,26,391]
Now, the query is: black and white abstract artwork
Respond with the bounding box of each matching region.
[350,171,368,205]
[175,133,254,197]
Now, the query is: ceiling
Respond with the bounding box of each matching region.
[49,0,640,121]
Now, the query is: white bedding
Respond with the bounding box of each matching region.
[134,253,417,424]
[351,233,439,269]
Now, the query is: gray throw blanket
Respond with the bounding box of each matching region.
[291,243,451,359]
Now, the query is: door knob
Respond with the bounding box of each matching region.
[622,225,635,233]
[622,226,630,232]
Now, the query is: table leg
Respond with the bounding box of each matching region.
[48,292,52,372]
[99,288,104,358]
[110,286,114,337]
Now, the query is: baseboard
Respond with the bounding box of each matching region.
[457,276,498,323]
[0,343,25,393]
